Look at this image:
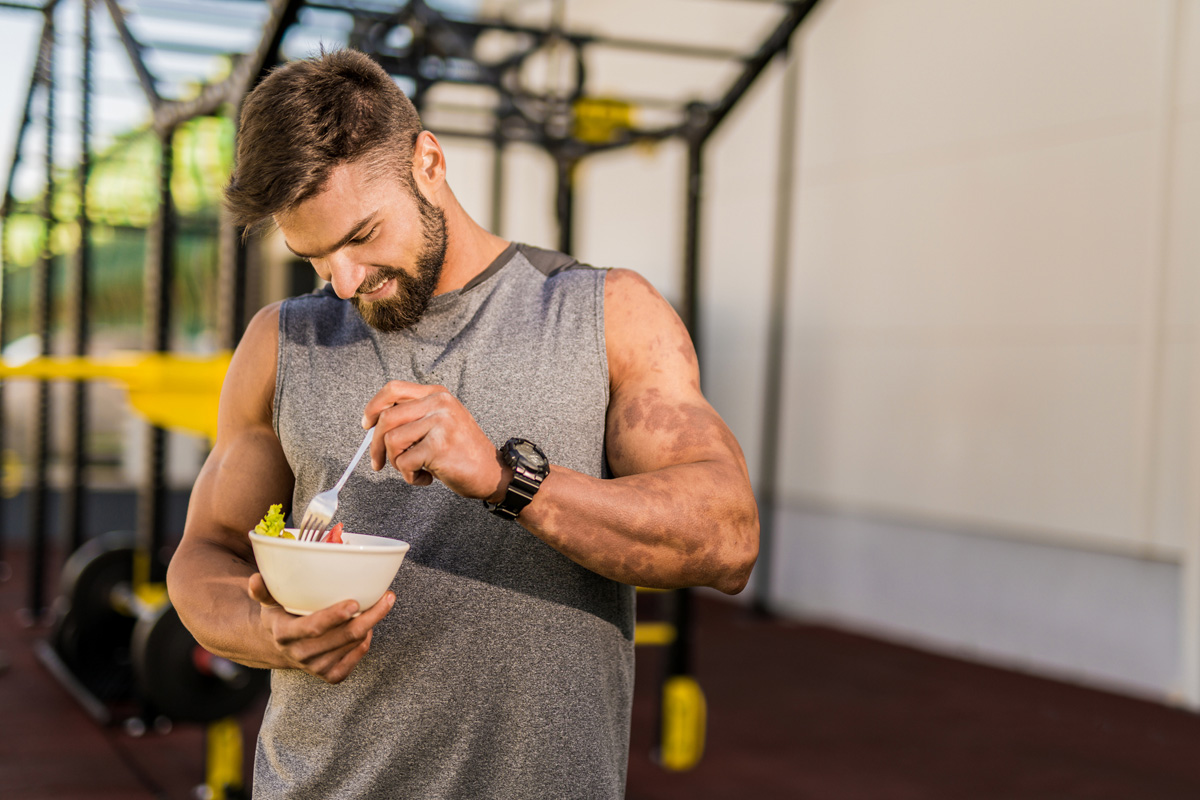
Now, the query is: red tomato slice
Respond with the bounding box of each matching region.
[328,523,344,544]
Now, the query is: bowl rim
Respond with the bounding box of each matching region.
[248,529,410,554]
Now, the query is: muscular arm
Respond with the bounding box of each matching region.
[366,269,758,594]
[167,303,392,680]
[520,269,758,593]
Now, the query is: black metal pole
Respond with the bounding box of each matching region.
[491,127,505,235]
[0,212,8,580]
[136,127,174,587]
[661,120,707,689]
[27,4,56,620]
[555,151,575,255]
[64,0,93,554]
[753,46,800,617]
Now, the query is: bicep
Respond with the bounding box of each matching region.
[181,304,294,560]
[603,269,748,478]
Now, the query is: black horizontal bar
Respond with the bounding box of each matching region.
[586,35,747,62]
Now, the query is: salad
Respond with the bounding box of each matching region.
[254,504,345,544]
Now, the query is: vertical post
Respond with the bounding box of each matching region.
[27,4,57,619]
[686,120,700,347]
[0,208,8,578]
[136,126,174,590]
[490,128,505,236]
[64,0,94,554]
[753,47,801,617]
[554,151,575,255]
[659,117,709,704]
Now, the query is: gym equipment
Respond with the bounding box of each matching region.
[0,352,232,441]
[40,528,268,727]
[636,586,707,772]
[35,526,265,800]
[132,602,267,725]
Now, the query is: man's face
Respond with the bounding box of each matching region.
[275,160,448,332]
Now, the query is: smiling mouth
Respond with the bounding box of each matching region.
[359,276,392,296]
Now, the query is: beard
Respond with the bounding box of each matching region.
[351,190,447,332]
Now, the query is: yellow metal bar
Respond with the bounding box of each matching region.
[660,675,706,771]
[0,352,231,440]
[634,621,676,646]
[205,717,244,800]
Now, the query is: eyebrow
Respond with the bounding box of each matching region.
[284,212,378,260]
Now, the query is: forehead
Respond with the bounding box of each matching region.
[276,162,407,239]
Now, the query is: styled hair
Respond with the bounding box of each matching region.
[225,49,423,234]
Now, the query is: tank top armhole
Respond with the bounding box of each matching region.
[272,299,290,439]
[594,268,610,398]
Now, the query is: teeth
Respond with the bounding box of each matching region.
[362,277,388,294]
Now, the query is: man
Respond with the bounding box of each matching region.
[167,49,757,799]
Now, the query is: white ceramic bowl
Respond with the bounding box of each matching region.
[248,529,410,616]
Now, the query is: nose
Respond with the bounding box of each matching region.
[323,251,367,299]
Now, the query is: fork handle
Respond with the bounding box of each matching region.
[333,426,376,493]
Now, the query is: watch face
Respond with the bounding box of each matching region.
[512,440,547,470]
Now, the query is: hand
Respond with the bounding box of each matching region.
[248,573,394,684]
[362,380,509,501]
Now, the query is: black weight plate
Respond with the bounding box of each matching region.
[132,602,269,724]
[58,530,137,611]
[51,531,140,702]
[54,607,138,702]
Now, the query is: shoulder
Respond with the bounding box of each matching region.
[221,301,283,427]
[603,269,698,392]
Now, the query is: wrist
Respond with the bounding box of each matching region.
[487,457,515,505]
[485,439,549,520]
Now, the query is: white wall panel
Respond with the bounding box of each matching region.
[441,138,495,232]
[792,130,1158,330]
[496,143,557,250]
[573,140,686,306]
[799,0,1170,172]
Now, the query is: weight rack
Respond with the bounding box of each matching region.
[0,0,823,782]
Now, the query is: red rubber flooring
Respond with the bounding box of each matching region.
[6,544,1200,799]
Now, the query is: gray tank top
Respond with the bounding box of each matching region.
[256,243,635,799]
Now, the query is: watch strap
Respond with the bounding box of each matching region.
[486,439,549,520]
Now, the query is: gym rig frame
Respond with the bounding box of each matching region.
[0,0,821,793]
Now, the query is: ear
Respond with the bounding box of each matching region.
[411,131,446,194]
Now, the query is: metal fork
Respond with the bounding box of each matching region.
[297,425,376,542]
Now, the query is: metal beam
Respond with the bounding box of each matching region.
[154,0,305,132]
[101,0,163,109]
[1,17,51,215]
[701,0,819,141]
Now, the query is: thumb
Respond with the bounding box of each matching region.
[248,572,279,607]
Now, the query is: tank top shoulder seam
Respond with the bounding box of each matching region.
[273,298,291,438]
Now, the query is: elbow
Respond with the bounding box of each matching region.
[711,509,760,596]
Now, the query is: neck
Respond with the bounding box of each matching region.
[435,193,510,294]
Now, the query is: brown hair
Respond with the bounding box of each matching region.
[225,49,423,234]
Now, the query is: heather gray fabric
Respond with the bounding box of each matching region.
[255,243,635,799]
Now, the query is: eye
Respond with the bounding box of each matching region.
[351,227,378,246]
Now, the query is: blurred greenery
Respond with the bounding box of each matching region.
[2,115,235,347]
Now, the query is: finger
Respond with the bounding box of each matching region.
[319,631,374,685]
[273,599,360,646]
[390,436,438,484]
[369,397,432,470]
[380,415,437,475]
[288,593,392,666]
[362,381,443,429]
[290,623,364,671]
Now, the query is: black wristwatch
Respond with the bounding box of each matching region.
[486,438,550,520]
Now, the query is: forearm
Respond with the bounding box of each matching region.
[166,537,283,670]
[517,461,759,594]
